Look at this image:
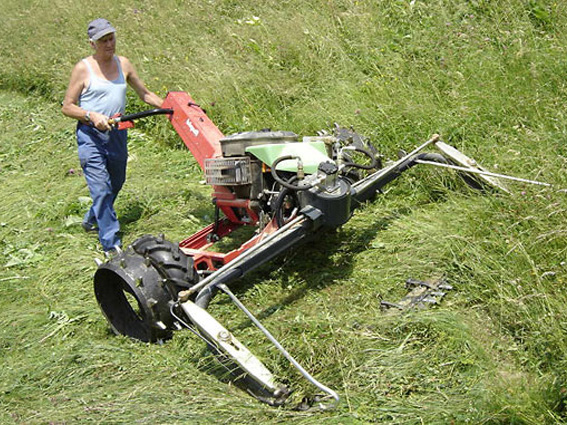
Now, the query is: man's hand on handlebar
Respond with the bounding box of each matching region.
[90,111,111,131]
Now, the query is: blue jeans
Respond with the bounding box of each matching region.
[77,123,127,251]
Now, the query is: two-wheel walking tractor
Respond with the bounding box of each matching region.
[93,91,547,408]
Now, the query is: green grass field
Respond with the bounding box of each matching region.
[2,0,567,423]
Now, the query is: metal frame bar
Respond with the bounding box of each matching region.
[413,159,551,187]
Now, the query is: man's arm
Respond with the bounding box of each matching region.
[61,62,89,121]
[61,61,111,131]
[121,56,164,108]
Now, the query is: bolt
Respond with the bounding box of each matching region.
[147,298,158,308]
[217,330,231,342]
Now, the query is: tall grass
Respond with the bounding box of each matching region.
[2,0,567,423]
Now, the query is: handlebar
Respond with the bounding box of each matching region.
[108,108,174,126]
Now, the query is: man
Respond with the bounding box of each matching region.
[62,18,163,253]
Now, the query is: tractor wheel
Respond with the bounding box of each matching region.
[94,235,198,343]
[130,234,198,296]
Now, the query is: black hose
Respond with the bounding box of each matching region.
[398,152,448,172]
[272,177,299,228]
[341,146,378,170]
[270,156,314,191]
[118,108,174,122]
[194,285,218,309]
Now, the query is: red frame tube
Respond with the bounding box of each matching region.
[162,92,273,271]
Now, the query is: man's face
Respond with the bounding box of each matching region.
[93,33,116,54]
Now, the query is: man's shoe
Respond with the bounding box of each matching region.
[82,221,98,233]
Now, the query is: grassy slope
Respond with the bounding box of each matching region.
[2,0,567,423]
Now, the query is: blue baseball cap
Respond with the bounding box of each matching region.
[87,18,116,41]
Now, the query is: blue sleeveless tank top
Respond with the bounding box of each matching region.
[79,56,126,117]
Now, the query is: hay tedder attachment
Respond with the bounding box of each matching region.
[93,92,549,408]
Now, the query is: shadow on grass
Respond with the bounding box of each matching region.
[120,201,145,225]
[213,205,415,330]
